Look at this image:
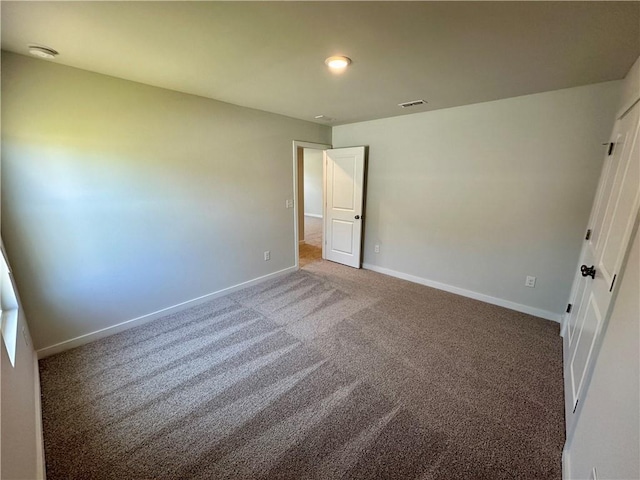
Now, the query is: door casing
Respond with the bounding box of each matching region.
[292,142,368,269]
[292,141,331,268]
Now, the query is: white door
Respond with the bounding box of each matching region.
[324,147,366,268]
[563,99,640,434]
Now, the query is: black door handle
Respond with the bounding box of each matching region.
[580,265,596,279]
[354,215,360,220]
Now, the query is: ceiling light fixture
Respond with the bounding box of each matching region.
[314,115,334,121]
[28,45,59,60]
[325,56,351,70]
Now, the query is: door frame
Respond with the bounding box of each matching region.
[292,141,332,269]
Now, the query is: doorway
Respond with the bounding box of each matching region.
[293,141,368,270]
[293,142,330,268]
[300,148,324,267]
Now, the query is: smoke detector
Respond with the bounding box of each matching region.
[398,99,427,108]
[28,45,59,60]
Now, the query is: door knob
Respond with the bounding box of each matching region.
[354,215,360,219]
[580,265,596,279]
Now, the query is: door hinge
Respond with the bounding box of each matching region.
[609,274,617,292]
[566,303,572,313]
[573,398,579,414]
[585,229,592,241]
[608,142,615,156]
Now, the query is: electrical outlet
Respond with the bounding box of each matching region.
[285,199,293,209]
[525,275,536,288]
[374,244,380,253]
[264,251,271,261]
[22,327,29,347]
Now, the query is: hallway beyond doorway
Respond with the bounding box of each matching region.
[300,215,322,267]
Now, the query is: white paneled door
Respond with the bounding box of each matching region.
[563,99,640,435]
[324,147,366,268]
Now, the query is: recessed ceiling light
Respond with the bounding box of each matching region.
[28,45,59,60]
[325,56,351,70]
[314,115,334,122]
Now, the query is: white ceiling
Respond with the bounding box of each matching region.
[2,1,639,126]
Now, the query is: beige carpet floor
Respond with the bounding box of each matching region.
[300,215,322,267]
[39,260,564,479]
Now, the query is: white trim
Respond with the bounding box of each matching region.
[36,266,297,358]
[1,309,18,367]
[1,248,20,366]
[304,213,323,219]
[619,97,640,122]
[362,263,562,323]
[322,150,327,260]
[560,312,569,338]
[33,347,46,479]
[562,443,571,480]
[292,141,331,270]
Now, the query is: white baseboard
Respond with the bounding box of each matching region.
[304,213,323,219]
[562,444,570,480]
[36,266,297,358]
[362,263,562,323]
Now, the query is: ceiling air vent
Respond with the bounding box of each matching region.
[398,99,427,108]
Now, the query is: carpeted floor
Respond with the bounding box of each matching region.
[39,260,564,480]
[299,215,323,267]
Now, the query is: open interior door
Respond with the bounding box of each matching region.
[563,99,640,436]
[324,146,366,268]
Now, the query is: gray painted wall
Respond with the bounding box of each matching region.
[1,52,330,351]
[333,82,620,317]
